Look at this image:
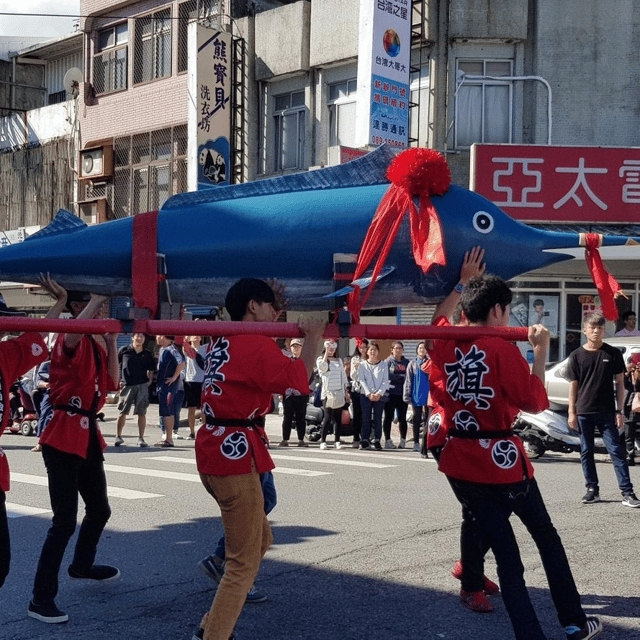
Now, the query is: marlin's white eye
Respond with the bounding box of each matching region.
[473,211,494,234]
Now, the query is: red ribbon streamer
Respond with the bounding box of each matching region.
[347,148,451,321]
[583,233,621,321]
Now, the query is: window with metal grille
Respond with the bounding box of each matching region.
[409,65,430,147]
[110,125,188,217]
[133,8,171,85]
[328,79,357,148]
[48,90,67,105]
[455,59,513,148]
[93,23,128,95]
[177,0,221,73]
[273,90,305,172]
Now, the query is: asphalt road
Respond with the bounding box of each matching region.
[1,404,639,640]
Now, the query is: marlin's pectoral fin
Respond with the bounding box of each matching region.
[25,209,88,242]
[324,266,396,298]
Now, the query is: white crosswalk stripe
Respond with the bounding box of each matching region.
[144,455,332,477]
[7,448,415,517]
[103,463,200,483]
[270,454,395,469]
[6,503,50,518]
[11,472,163,500]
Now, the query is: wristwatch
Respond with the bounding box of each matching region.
[454,282,465,294]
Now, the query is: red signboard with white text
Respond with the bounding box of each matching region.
[471,144,640,223]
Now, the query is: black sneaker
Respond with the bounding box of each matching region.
[68,564,120,581]
[359,440,370,450]
[374,441,382,451]
[198,555,224,584]
[581,488,600,504]
[565,616,602,639]
[28,600,69,624]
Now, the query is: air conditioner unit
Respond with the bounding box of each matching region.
[327,146,341,167]
[79,145,114,180]
[77,198,109,225]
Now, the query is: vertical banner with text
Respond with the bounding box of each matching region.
[356,0,411,149]
[188,23,231,190]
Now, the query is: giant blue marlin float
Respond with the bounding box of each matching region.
[0,146,636,318]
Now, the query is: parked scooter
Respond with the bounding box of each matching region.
[513,408,640,459]
[514,409,596,459]
[8,376,39,436]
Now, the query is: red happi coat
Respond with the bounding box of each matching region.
[39,334,118,458]
[428,317,548,484]
[196,334,310,476]
[0,333,48,491]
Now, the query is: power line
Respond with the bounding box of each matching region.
[0,11,217,21]
[0,12,82,18]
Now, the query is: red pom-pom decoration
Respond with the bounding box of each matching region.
[386,147,451,198]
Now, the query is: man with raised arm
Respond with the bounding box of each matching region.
[29,284,119,624]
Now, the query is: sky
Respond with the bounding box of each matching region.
[0,0,80,38]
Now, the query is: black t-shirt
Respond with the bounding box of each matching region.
[118,346,156,386]
[567,343,625,414]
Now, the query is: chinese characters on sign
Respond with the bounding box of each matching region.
[0,229,25,247]
[376,0,409,20]
[194,26,231,189]
[368,0,410,148]
[472,144,640,223]
[198,36,230,134]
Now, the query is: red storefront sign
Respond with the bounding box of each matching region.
[340,146,368,164]
[471,144,640,223]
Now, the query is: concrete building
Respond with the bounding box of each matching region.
[1,0,640,356]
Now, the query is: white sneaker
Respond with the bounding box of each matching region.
[138,438,148,448]
[335,441,342,450]
[320,442,327,450]
[114,436,124,446]
[413,442,421,452]
[399,438,406,449]
[385,439,396,449]
[173,433,184,440]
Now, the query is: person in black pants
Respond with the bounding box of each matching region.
[279,339,310,447]
[382,341,409,449]
[623,354,640,466]
[30,287,120,625]
[349,339,369,448]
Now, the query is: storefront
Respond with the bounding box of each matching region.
[509,254,639,362]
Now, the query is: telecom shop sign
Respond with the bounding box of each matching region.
[471,144,640,223]
[368,0,411,148]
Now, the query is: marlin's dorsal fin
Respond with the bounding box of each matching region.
[25,209,88,242]
[162,144,397,211]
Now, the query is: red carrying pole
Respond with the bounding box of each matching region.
[0,317,530,342]
[143,320,529,342]
[0,318,122,334]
